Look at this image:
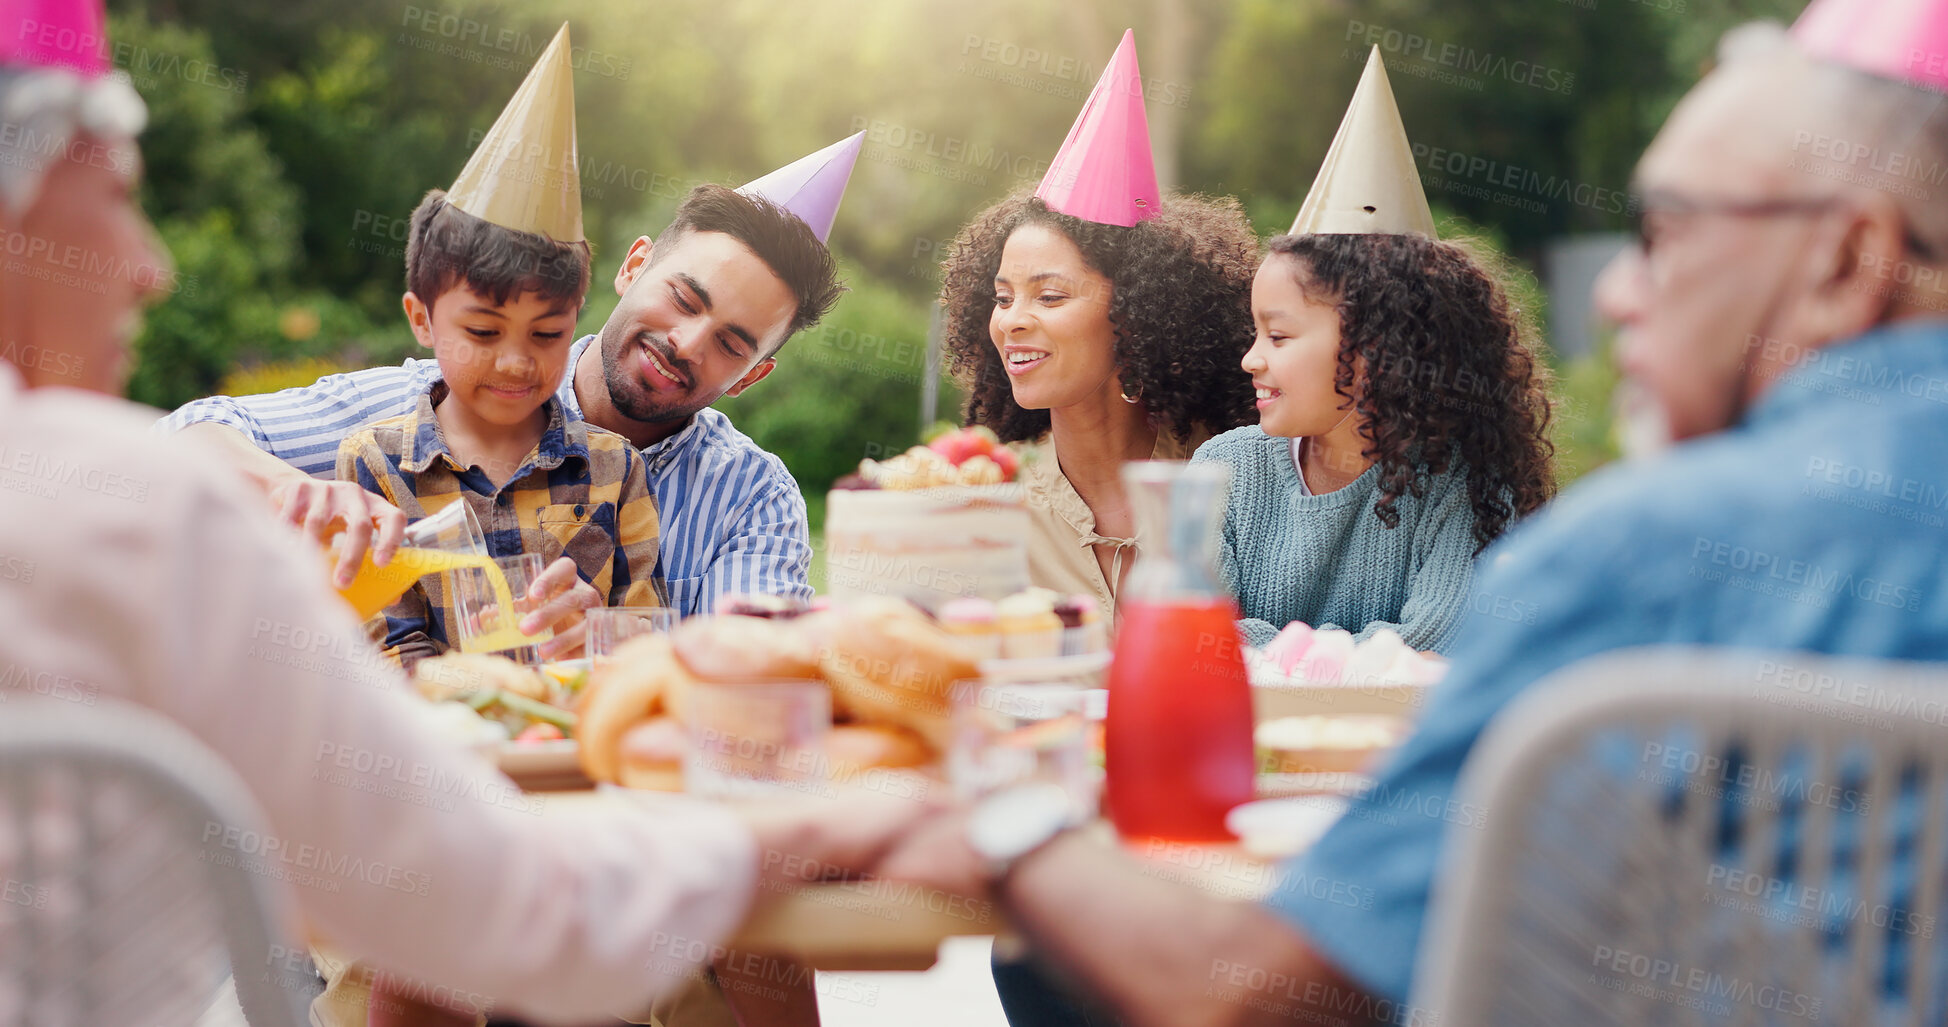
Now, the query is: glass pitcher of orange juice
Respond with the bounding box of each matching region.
[333,501,487,619]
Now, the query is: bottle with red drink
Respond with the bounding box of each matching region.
[1104,460,1256,843]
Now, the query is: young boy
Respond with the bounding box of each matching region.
[335,26,663,669]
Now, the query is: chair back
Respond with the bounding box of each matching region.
[1414,649,1948,1027]
[0,698,310,1026]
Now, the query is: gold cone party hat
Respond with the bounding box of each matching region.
[1290,46,1435,239]
[445,23,584,242]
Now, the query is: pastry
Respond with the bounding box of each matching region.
[817,597,976,749]
[575,634,695,784]
[996,588,1063,659]
[937,597,1002,660]
[618,716,688,791]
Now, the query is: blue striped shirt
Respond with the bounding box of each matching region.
[158,335,813,614]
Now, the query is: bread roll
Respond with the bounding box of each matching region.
[822,724,935,773]
[670,614,824,683]
[618,717,687,791]
[817,597,976,750]
[576,634,696,784]
[414,652,547,703]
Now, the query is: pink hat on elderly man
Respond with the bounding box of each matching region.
[1,0,112,77]
[1035,29,1162,228]
[1793,0,1948,93]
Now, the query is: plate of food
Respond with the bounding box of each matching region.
[412,653,590,783]
[573,594,975,793]
[1247,624,1445,720]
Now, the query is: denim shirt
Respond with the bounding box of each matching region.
[1267,318,1948,1002]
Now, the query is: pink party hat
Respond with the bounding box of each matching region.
[738,131,864,244]
[1035,29,1161,227]
[1793,0,1948,93]
[1,0,112,77]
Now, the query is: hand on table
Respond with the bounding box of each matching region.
[737,778,951,895]
[518,556,599,661]
[268,478,407,588]
[866,806,994,902]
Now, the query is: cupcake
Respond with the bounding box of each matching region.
[996,588,1064,659]
[938,597,1002,660]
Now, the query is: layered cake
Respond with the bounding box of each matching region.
[825,428,1031,610]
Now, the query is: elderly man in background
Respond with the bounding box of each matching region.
[879,6,1948,1025]
[0,6,929,1024]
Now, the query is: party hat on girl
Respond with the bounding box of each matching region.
[1290,46,1436,239]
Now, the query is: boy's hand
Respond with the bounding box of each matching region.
[269,479,408,588]
[522,556,600,660]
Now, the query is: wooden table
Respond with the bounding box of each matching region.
[524,680,1406,972]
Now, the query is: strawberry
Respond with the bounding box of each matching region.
[515,722,565,744]
[989,445,1020,480]
[928,430,982,466]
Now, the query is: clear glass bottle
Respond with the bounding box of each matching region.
[1104,461,1256,842]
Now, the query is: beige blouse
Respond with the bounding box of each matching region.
[1013,429,1206,616]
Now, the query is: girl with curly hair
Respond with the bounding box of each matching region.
[1195,232,1557,652]
[1192,52,1555,654]
[940,189,1259,611]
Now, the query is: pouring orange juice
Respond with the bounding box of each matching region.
[329,501,551,655]
[330,500,487,618]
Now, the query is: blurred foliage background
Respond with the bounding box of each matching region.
[117,0,1805,515]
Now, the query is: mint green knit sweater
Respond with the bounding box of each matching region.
[1191,427,1482,653]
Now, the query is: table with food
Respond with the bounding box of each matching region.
[368,430,1452,975]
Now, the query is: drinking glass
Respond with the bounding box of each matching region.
[684,680,831,799]
[949,681,1096,820]
[587,607,680,665]
[452,552,555,663]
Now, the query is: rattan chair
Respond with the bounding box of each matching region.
[0,697,310,1026]
[1414,648,1948,1027]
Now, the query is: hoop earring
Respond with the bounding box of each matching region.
[1120,387,1141,405]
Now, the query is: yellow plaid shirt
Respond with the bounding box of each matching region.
[335,382,665,666]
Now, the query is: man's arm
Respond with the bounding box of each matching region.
[157,361,437,477]
[18,412,931,1021]
[1005,834,1373,1027]
[695,476,814,611]
[171,367,433,581]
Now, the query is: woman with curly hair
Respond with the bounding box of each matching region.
[1193,51,1555,653]
[940,190,1259,611]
